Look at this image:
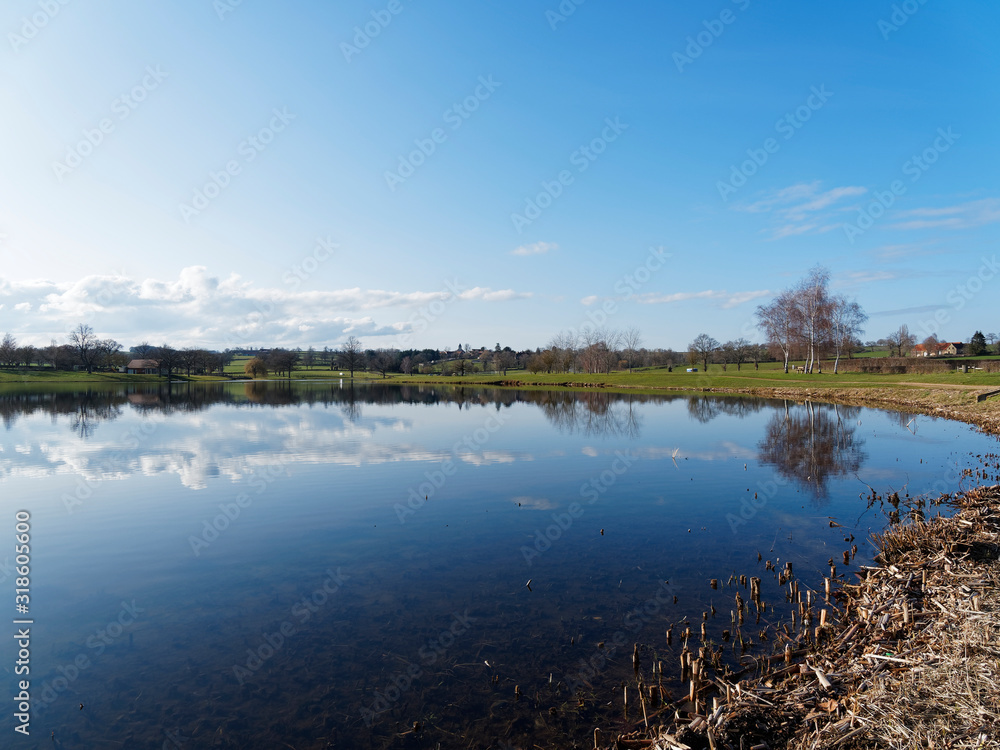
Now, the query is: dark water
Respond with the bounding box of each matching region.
[0,382,997,748]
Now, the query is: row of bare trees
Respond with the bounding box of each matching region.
[755,266,868,374]
[686,335,770,371]
[526,327,646,374]
[131,341,235,377]
[243,349,300,378]
[0,326,126,373]
[0,327,244,377]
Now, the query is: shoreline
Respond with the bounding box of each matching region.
[1,372,999,435]
[646,482,1000,750]
[394,376,1000,437]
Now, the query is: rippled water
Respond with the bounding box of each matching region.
[1,381,996,748]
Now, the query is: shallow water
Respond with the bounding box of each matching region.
[1,381,997,748]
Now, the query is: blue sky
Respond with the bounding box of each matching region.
[1,0,997,352]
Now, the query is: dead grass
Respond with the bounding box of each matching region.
[645,485,1000,750]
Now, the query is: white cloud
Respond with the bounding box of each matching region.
[769,222,820,239]
[638,290,720,304]
[791,186,867,217]
[636,289,770,308]
[889,198,1000,231]
[0,267,532,348]
[457,286,532,302]
[840,268,939,286]
[739,182,867,239]
[511,241,557,256]
[720,290,771,308]
[740,181,823,213]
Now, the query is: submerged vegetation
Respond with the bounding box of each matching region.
[647,479,1000,750]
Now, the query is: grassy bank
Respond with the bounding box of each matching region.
[0,369,178,383]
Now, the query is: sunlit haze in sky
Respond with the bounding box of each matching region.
[1,1,997,351]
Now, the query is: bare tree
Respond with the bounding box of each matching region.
[132,341,156,358]
[96,339,124,371]
[178,348,200,376]
[718,339,749,371]
[578,328,621,373]
[756,289,797,373]
[400,356,414,375]
[216,349,236,375]
[14,344,35,367]
[829,297,867,373]
[885,324,916,357]
[69,324,99,373]
[337,336,364,378]
[267,349,299,377]
[794,266,832,373]
[689,333,719,372]
[548,331,578,373]
[369,349,397,379]
[155,344,179,379]
[539,348,557,373]
[621,327,642,373]
[492,349,516,375]
[718,341,735,371]
[302,346,316,369]
[734,338,754,371]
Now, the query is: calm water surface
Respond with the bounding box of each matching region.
[1,382,997,748]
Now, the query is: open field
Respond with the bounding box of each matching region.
[391,365,1000,390]
[4,358,1000,391]
[4,358,999,391]
[0,368,169,383]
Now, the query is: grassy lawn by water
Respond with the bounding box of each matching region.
[3,358,998,393]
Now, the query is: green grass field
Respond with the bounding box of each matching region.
[2,355,998,392]
[0,368,168,383]
[850,348,892,358]
[385,366,1000,391]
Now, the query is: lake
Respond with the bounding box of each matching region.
[1,381,997,748]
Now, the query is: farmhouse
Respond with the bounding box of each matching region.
[125,359,163,374]
[910,342,965,357]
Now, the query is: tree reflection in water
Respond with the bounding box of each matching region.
[757,400,866,503]
[70,401,123,439]
[536,391,643,439]
[0,384,870,474]
[686,395,768,424]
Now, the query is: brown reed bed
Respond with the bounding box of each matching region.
[592,484,1000,750]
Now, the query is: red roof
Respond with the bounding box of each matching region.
[912,342,962,353]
